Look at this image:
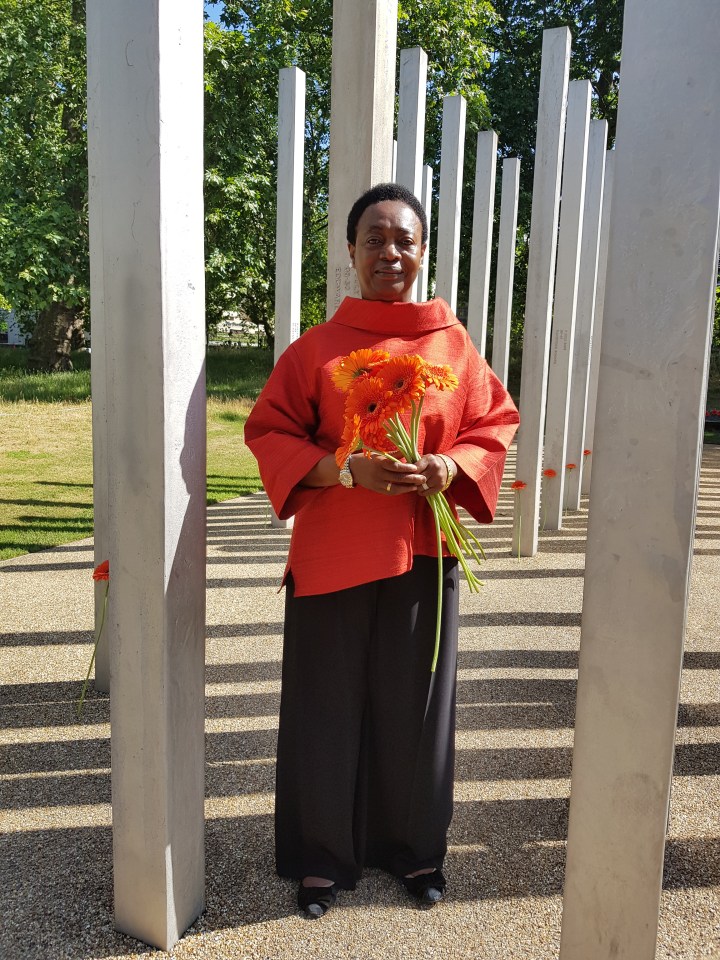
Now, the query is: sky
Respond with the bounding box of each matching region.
[205,2,225,25]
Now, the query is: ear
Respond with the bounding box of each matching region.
[347,241,355,265]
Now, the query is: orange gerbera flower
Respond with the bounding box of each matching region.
[542,468,557,478]
[335,413,362,467]
[332,348,390,392]
[344,375,393,443]
[422,362,459,392]
[376,354,426,412]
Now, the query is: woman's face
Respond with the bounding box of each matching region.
[348,200,426,302]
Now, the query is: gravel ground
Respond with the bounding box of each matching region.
[1,446,719,960]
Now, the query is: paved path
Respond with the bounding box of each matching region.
[2,446,719,959]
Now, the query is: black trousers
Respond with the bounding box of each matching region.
[275,556,459,890]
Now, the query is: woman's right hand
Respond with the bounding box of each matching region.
[349,453,426,496]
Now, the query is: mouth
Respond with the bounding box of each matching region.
[375,269,404,278]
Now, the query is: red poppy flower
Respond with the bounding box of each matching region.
[542,468,557,478]
[583,449,592,456]
[566,463,577,471]
[92,560,109,581]
[511,480,527,490]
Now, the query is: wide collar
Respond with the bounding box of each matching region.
[329,296,460,336]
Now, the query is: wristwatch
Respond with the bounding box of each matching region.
[339,455,355,489]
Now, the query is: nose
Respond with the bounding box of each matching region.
[380,241,401,260]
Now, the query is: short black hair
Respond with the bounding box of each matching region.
[346,182,428,245]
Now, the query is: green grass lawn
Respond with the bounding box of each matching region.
[0,347,275,561]
[0,396,264,561]
[1,345,718,560]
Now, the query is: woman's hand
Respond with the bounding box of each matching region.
[349,453,426,496]
[300,452,456,497]
[412,454,456,498]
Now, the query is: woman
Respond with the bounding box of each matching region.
[244,183,519,917]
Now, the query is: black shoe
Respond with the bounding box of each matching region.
[402,869,446,906]
[298,882,339,918]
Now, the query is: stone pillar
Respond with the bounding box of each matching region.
[87,68,110,694]
[274,67,305,363]
[512,27,571,556]
[435,95,466,312]
[271,67,305,531]
[467,130,498,355]
[563,119,608,510]
[491,157,520,387]
[541,80,591,531]
[396,47,427,196]
[326,0,397,318]
[581,151,614,496]
[559,2,720,957]
[396,46,427,301]
[86,0,206,949]
[418,164,433,302]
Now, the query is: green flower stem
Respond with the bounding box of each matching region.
[379,417,486,671]
[430,500,443,673]
[516,493,522,560]
[76,580,109,719]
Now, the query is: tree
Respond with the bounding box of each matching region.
[208,0,497,343]
[0,0,88,370]
[482,1,624,374]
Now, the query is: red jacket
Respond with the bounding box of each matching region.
[244,297,519,596]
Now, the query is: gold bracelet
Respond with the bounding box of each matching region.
[438,453,455,493]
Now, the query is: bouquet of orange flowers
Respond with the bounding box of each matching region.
[332,349,485,672]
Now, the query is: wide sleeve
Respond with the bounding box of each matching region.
[243,343,328,520]
[445,349,519,524]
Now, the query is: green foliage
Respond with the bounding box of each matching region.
[211,0,497,333]
[483,1,624,370]
[0,0,88,317]
[0,343,273,402]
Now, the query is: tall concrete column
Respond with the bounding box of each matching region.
[396,46,427,301]
[467,130,498,355]
[582,151,614,496]
[418,164,433,302]
[86,0,206,949]
[560,2,720,957]
[326,0,397,318]
[512,27,571,556]
[396,47,427,196]
[87,72,110,694]
[435,95,466,312]
[271,67,305,531]
[541,80,591,530]
[564,120,608,510]
[274,67,305,363]
[491,157,521,387]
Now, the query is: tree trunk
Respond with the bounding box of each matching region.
[28,304,84,371]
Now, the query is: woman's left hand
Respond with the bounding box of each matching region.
[414,454,456,498]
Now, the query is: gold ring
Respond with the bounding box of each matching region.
[386,482,392,493]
